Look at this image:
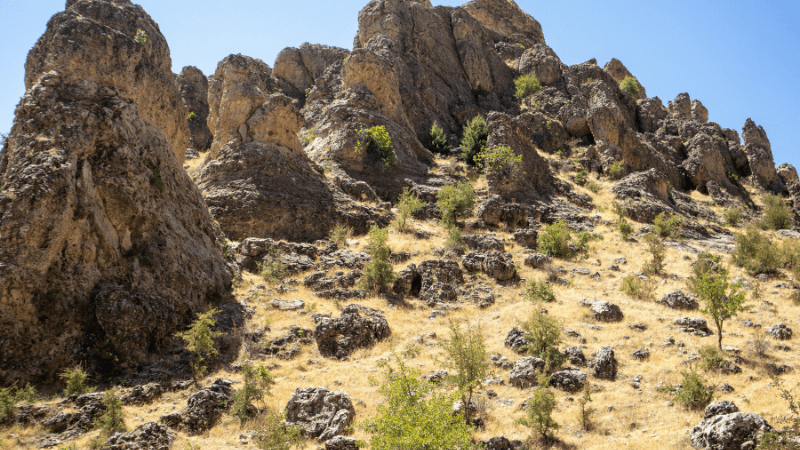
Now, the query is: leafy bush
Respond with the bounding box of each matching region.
[258,251,288,284]
[355,125,396,171]
[429,123,450,154]
[441,322,491,424]
[134,29,147,46]
[618,218,632,240]
[539,220,573,258]
[643,234,666,276]
[575,170,588,185]
[187,112,199,122]
[367,356,478,450]
[608,160,625,180]
[60,366,91,396]
[360,226,397,294]
[94,389,126,434]
[697,269,748,349]
[329,223,352,248]
[520,311,567,368]
[621,275,657,301]
[698,346,725,371]
[653,212,681,238]
[175,308,222,384]
[474,145,523,181]
[437,182,476,227]
[444,226,466,252]
[460,115,488,166]
[232,362,276,425]
[674,370,714,410]
[525,281,555,303]
[619,76,639,97]
[575,231,603,255]
[517,373,558,441]
[732,228,782,275]
[255,410,303,450]
[585,181,600,193]
[723,207,743,227]
[0,383,36,424]
[760,194,792,230]
[514,73,543,100]
[392,188,425,232]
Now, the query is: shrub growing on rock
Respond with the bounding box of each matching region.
[441,322,491,425]
[175,308,222,385]
[59,366,91,396]
[619,76,639,97]
[760,194,792,230]
[361,226,397,294]
[134,29,147,46]
[429,123,450,154]
[392,188,425,232]
[608,160,625,180]
[539,220,572,258]
[517,373,558,441]
[526,281,555,303]
[474,145,523,181]
[355,125,396,171]
[437,182,476,227]
[258,251,288,284]
[514,73,542,100]
[697,269,748,349]
[444,226,466,252]
[460,115,488,166]
[0,383,36,424]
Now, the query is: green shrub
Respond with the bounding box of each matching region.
[60,367,91,396]
[175,308,222,384]
[698,346,725,371]
[0,386,15,424]
[367,356,479,450]
[539,220,572,258]
[517,373,558,441]
[392,188,425,232]
[653,212,682,238]
[643,234,666,276]
[429,123,450,154]
[612,201,628,220]
[460,115,488,166]
[728,172,740,182]
[444,226,466,252]
[782,239,800,271]
[575,170,588,185]
[94,389,126,434]
[437,182,476,227]
[621,275,657,301]
[134,29,147,46]
[441,322,491,424]
[575,231,603,255]
[618,218,632,240]
[732,228,782,275]
[520,311,567,368]
[355,125,396,171]
[474,145,523,181]
[674,370,714,410]
[514,73,543,100]
[329,223,352,248]
[761,194,792,230]
[578,383,594,432]
[723,208,743,227]
[257,251,288,284]
[187,112,199,122]
[231,362,276,425]
[697,268,748,349]
[525,281,555,303]
[608,160,625,180]
[698,252,722,264]
[360,226,397,294]
[255,410,303,450]
[619,76,639,97]
[585,181,600,193]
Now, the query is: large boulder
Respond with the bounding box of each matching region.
[591,346,617,380]
[418,260,464,305]
[549,368,587,392]
[690,412,771,450]
[159,380,234,434]
[461,0,546,46]
[462,251,517,281]
[274,43,350,93]
[705,401,740,420]
[177,66,213,152]
[0,0,232,385]
[580,299,623,322]
[742,118,782,193]
[658,290,699,310]
[285,387,356,442]
[103,422,175,450]
[314,304,390,359]
[509,356,546,388]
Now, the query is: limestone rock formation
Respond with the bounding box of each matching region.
[0,0,231,386]
[274,43,350,93]
[314,304,391,359]
[462,0,546,47]
[104,422,175,450]
[177,66,213,152]
[603,58,646,100]
[742,118,783,192]
[690,412,771,450]
[285,387,356,442]
[159,380,234,434]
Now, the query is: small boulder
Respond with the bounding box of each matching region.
[674,317,714,337]
[325,436,360,450]
[103,422,174,450]
[509,357,546,388]
[549,369,587,392]
[580,299,623,322]
[690,412,771,450]
[632,348,650,361]
[563,346,587,366]
[314,305,390,360]
[513,229,538,248]
[504,328,531,354]
[285,387,356,442]
[462,251,517,281]
[767,323,792,340]
[159,380,234,434]
[705,401,739,419]
[418,260,464,305]
[271,298,305,311]
[463,234,506,252]
[658,290,699,310]
[523,253,552,269]
[591,346,617,380]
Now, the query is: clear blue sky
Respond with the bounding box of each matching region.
[1,0,798,170]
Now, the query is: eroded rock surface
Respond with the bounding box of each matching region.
[314,304,390,359]
[285,387,356,442]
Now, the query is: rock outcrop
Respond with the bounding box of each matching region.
[285,387,356,442]
[177,66,213,153]
[159,380,234,434]
[0,0,232,385]
[691,412,771,450]
[314,304,391,359]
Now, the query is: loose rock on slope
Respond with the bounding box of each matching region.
[285,387,356,442]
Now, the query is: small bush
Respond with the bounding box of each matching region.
[643,234,666,276]
[575,231,603,255]
[94,389,126,434]
[578,383,594,431]
[612,201,628,220]
[761,194,793,230]
[329,223,352,248]
[60,366,91,397]
[429,123,450,154]
[232,362,276,425]
[360,226,397,294]
[255,410,303,450]
[543,264,560,283]
[697,269,748,349]
[474,145,523,181]
[460,115,488,166]
[392,188,425,232]
[437,182,476,227]
[723,208,743,227]
[441,322,491,424]
[526,281,555,303]
[653,212,681,238]
[134,29,147,46]
[575,170,588,185]
[782,239,800,271]
[175,308,222,384]
[698,346,725,371]
[187,112,199,122]
[732,228,782,275]
[618,218,632,240]
[257,252,288,285]
[514,73,543,100]
[517,373,558,441]
[619,76,639,97]
[585,181,600,193]
[355,125,396,171]
[444,226,466,252]
[520,311,567,368]
[539,220,573,258]
[608,160,625,180]
[621,275,657,301]
[752,328,771,358]
[674,370,714,409]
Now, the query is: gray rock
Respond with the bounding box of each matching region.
[428,370,448,383]
[549,368,587,392]
[177,66,213,152]
[418,260,464,305]
[690,412,771,450]
[159,380,234,434]
[591,346,617,380]
[121,384,164,406]
[580,299,623,322]
[504,328,531,354]
[767,323,792,340]
[509,357,546,388]
[463,234,505,252]
[658,290,699,310]
[43,393,105,435]
[563,346,587,366]
[705,401,740,419]
[462,251,517,281]
[325,435,360,450]
[104,422,174,450]
[479,436,518,450]
[512,229,538,248]
[271,298,305,311]
[632,348,650,361]
[523,253,552,269]
[674,317,714,336]
[314,304,390,360]
[285,387,355,442]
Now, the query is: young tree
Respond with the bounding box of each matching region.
[175,308,222,384]
[368,356,478,450]
[643,234,666,275]
[436,182,476,228]
[520,311,567,369]
[697,269,748,349]
[360,226,397,294]
[460,115,488,165]
[578,383,594,431]
[392,188,425,232]
[59,366,91,396]
[518,373,558,441]
[429,123,450,154]
[94,389,126,434]
[440,322,491,424]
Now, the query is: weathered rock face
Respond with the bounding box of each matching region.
[274,43,350,93]
[314,304,391,359]
[591,346,617,380]
[104,421,175,450]
[177,66,213,152]
[159,379,234,434]
[509,356,545,388]
[285,387,356,442]
[690,412,771,450]
[603,58,646,100]
[0,0,231,386]
[462,0,545,47]
[742,118,782,193]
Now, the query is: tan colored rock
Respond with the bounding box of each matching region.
[246,94,305,154]
[603,58,647,100]
[777,163,798,185]
[177,66,213,152]
[462,0,545,45]
[342,49,410,129]
[513,44,565,86]
[743,118,783,192]
[274,43,350,93]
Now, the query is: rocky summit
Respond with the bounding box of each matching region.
[1,0,799,449]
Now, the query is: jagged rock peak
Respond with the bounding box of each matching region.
[274,43,350,92]
[177,66,213,152]
[462,0,545,45]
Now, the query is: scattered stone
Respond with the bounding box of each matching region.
[629,323,648,332]
[285,387,356,442]
[509,357,546,388]
[591,346,617,380]
[658,290,699,310]
[580,299,623,322]
[632,349,650,361]
[742,319,762,328]
[325,436,360,450]
[719,383,735,393]
[767,323,792,340]
[523,253,552,269]
[673,317,714,337]
[263,326,314,359]
[121,383,164,406]
[614,257,628,265]
[563,346,587,366]
[428,370,448,383]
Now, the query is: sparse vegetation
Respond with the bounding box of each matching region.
[674,370,714,409]
[608,160,625,180]
[517,373,558,442]
[187,111,199,122]
[514,73,543,100]
[621,275,657,301]
[134,29,147,46]
[760,193,792,230]
[525,280,556,303]
[474,145,524,181]
[257,250,288,284]
[94,389,126,434]
[441,322,491,425]
[255,410,303,450]
[732,227,782,275]
[175,308,222,385]
[519,310,567,368]
[575,169,588,185]
[429,123,450,154]
[618,218,632,239]
[653,212,681,238]
[752,328,771,358]
[437,182,476,228]
[697,268,748,349]
[723,207,743,227]
[329,223,352,248]
[578,383,594,431]
[355,125,396,171]
[539,220,573,258]
[392,187,425,232]
[698,346,725,371]
[642,234,666,276]
[360,225,397,294]
[460,115,488,165]
[619,76,639,97]
[231,362,276,425]
[59,366,91,396]
[444,225,466,252]
[1,383,37,424]
[575,231,603,256]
